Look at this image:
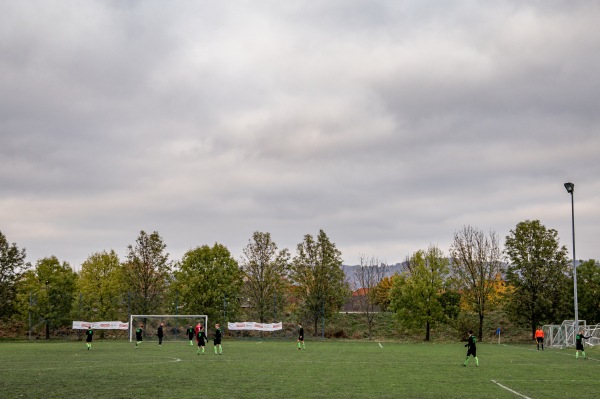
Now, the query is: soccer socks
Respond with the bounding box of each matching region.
[189,340,193,346]
[86,343,91,350]
[576,351,579,359]
[463,358,469,366]
[475,357,479,366]
[302,342,305,350]
[214,346,217,354]
[219,345,222,354]
[583,351,587,359]
[297,342,301,350]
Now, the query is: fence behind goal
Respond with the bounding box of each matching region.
[543,320,600,348]
[129,315,208,342]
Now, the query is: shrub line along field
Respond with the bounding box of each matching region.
[1,339,598,398]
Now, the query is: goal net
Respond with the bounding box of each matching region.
[129,314,208,342]
[544,320,600,348]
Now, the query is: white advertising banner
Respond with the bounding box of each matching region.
[72,321,129,330]
[227,322,283,331]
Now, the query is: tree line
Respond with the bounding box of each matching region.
[1,220,599,341]
[0,229,348,339]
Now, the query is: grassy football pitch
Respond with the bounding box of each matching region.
[1,339,599,398]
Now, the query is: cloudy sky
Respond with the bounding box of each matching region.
[1,1,599,269]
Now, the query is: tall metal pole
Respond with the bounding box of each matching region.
[570,189,578,329]
[564,182,578,331]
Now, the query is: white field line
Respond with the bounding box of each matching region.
[491,380,533,399]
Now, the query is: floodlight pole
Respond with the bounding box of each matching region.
[564,182,578,331]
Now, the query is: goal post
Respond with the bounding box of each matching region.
[129,314,208,342]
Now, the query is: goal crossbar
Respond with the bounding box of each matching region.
[129,314,208,342]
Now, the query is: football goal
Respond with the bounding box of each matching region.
[544,320,600,348]
[129,314,208,342]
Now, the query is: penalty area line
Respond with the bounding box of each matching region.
[491,380,532,399]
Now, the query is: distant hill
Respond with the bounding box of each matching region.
[342,262,407,285]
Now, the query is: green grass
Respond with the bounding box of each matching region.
[1,339,599,398]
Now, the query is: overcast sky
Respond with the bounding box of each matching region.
[1,1,599,269]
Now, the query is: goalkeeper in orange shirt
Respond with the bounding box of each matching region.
[535,327,544,351]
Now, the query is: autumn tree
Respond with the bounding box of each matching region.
[389,246,448,341]
[240,231,290,323]
[123,231,171,315]
[77,250,125,321]
[352,255,388,339]
[290,230,349,336]
[0,230,28,319]
[172,243,243,324]
[504,220,570,338]
[374,275,397,311]
[16,256,77,338]
[450,225,505,341]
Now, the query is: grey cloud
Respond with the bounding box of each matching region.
[1,1,599,267]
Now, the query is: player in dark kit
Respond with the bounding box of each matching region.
[297,323,305,350]
[85,327,93,350]
[157,323,164,346]
[213,323,223,355]
[463,330,479,367]
[135,324,143,348]
[196,325,208,355]
[187,325,195,346]
[575,329,591,359]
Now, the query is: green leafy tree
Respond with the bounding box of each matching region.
[450,225,505,341]
[576,259,600,324]
[240,232,290,323]
[0,230,28,319]
[504,220,571,338]
[77,250,125,321]
[172,243,243,324]
[16,256,77,338]
[438,289,461,321]
[123,231,171,315]
[290,230,349,336]
[389,246,448,341]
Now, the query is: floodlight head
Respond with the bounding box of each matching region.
[564,182,574,194]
